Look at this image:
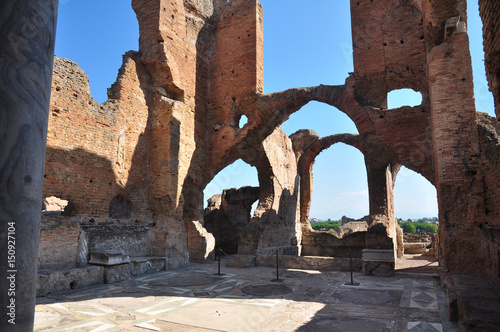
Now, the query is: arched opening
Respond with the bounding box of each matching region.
[109,195,133,219]
[55,1,139,103]
[282,101,358,137]
[387,89,423,109]
[394,166,439,265]
[238,114,249,128]
[203,159,259,254]
[281,101,361,232]
[310,144,368,227]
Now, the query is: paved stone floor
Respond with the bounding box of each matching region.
[34,259,457,332]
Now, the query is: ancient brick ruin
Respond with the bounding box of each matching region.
[29,0,500,327]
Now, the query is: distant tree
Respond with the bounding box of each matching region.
[402,222,416,234]
[310,219,341,231]
[424,223,438,233]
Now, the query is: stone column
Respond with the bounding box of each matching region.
[427,33,485,274]
[365,162,400,257]
[366,164,395,228]
[0,1,58,330]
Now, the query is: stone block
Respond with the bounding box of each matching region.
[89,250,131,266]
[362,261,395,277]
[226,254,256,268]
[104,264,132,284]
[404,242,429,254]
[130,257,166,276]
[36,265,104,296]
[361,249,395,262]
[362,249,395,277]
[36,274,50,297]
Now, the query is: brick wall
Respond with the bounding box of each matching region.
[39,0,500,281]
[38,217,80,269]
[45,55,151,219]
[427,30,485,273]
[351,0,427,106]
[207,0,263,171]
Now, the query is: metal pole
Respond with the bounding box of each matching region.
[276,249,280,280]
[345,247,359,286]
[217,247,221,275]
[214,247,225,276]
[271,249,284,282]
[350,247,353,285]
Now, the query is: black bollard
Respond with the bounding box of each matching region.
[271,249,284,282]
[214,247,225,276]
[345,247,359,286]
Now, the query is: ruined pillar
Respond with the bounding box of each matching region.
[366,163,395,228]
[423,1,486,274]
[365,161,401,258]
[427,33,485,273]
[0,1,58,330]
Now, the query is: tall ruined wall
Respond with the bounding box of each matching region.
[478,0,500,117]
[351,0,426,107]
[477,112,500,285]
[422,0,486,274]
[41,54,155,269]
[348,0,431,258]
[42,0,300,268]
[478,112,500,217]
[131,0,217,263]
[207,0,264,171]
[45,55,152,218]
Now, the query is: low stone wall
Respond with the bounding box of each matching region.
[256,254,362,272]
[403,233,437,256]
[301,231,366,258]
[37,257,167,297]
[39,216,156,270]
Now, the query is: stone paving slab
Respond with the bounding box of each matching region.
[35,260,458,332]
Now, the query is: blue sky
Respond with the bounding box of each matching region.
[54,1,494,220]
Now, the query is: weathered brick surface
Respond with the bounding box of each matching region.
[38,216,80,269]
[351,0,426,106]
[45,55,151,218]
[39,1,500,292]
[427,33,485,274]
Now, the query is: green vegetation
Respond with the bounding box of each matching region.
[310,219,342,231]
[398,217,438,234]
[402,222,416,234]
[310,217,439,234]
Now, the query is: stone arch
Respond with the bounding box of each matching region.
[387,88,423,109]
[109,194,133,219]
[291,131,364,227]
[203,158,259,255]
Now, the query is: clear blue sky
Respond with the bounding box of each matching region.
[55,1,494,220]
